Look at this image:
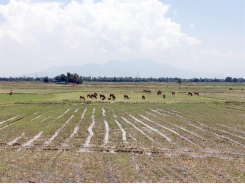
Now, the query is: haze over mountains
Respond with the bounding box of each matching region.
[22,59,233,79]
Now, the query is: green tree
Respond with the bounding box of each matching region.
[67,72,74,83]
[73,73,79,84]
[225,77,232,82]
[54,75,61,82]
[60,74,67,82]
[177,78,182,89]
[77,76,83,84]
[43,76,49,83]
[177,78,182,85]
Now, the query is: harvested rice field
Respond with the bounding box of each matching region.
[0,82,244,182]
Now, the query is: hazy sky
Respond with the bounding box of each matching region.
[0,0,244,78]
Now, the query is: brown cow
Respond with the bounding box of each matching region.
[142,95,145,100]
[94,92,98,96]
[124,95,129,99]
[110,93,116,100]
[157,90,162,95]
[229,88,233,90]
[188,92,193,96]
[172,91,175,95]
[100,94,106,100]
[143,90,147,93]
[108,97,111,100]
[87,94,92,98]
[91,94,97,99]
[147,90,151,93]
[9,92,13,95]
[194,92,199,96]
[80,96,85,100]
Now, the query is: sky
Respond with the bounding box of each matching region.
[0,0,244,78]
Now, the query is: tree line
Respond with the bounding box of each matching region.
[0,74,244,83]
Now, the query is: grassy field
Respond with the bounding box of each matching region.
[0,81,244,182]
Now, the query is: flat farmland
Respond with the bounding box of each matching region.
[0,82,244,182]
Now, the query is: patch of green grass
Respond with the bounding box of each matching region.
[0,163,9,170]
[0,93,54,104]
[116,155,130,164]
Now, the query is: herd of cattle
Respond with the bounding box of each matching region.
[7,87,241,100]
[79,90,200,100]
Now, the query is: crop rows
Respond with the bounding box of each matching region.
[0,104,244,182]
[0,105,244,158]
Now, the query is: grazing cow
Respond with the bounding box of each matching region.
[147,90,151,94]
[142,95,145,100]
[9,91,13,95]
[110,93,116,100]
[80,96,85,100]
[124,95,129,99]
[143,90,147,93]
[229,88,233,90]
[111,95,116,100]
[100,94,106,100]
[91,94,97,99]
[188,92,193,96]
[194,92,199,96]
[87,94,92,98]
[172,92,175,95]
[157,90,162,95]
[163,94,165,99]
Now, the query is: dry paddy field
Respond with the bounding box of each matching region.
[0,82,244,182]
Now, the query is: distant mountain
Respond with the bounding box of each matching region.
[22,58,219,78]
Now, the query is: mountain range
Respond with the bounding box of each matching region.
[22,59,224,79]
